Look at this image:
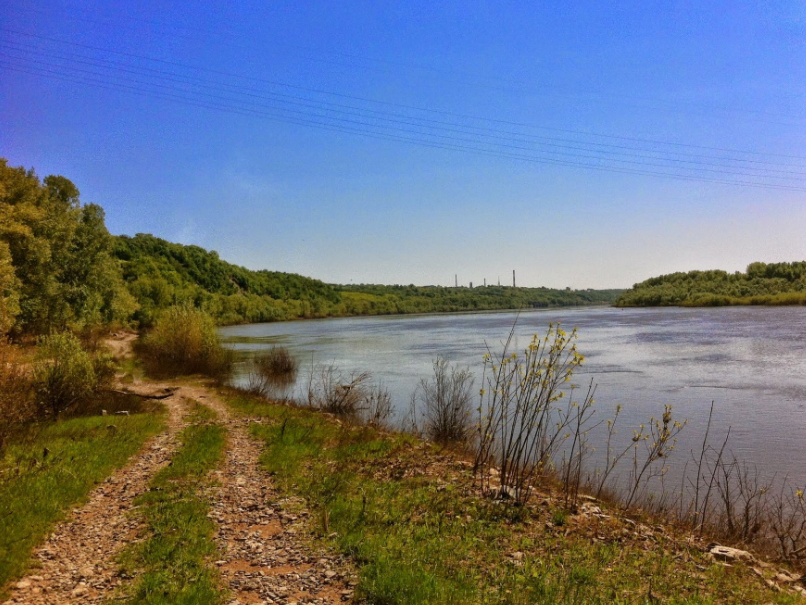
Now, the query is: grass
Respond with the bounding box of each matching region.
[114,403,226,605]
[0,411,165,592]
[226,392,802,605]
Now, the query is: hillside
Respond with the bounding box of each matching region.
[1,158,622,335]
[615,262,806,307]
[113,233,623,325]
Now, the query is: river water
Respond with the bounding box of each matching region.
[219,306,806,491]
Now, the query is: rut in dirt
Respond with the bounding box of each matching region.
[1,390,190,605]
[198,390,358,605]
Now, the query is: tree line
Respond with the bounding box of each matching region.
[0,158,622,337]
[615,263,806,307]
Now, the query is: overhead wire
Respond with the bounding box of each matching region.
[1,30,805,190]
[7,4,806,126]
[4,27,805,163]
[3,40,805,176]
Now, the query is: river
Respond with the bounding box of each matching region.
[219,306,806,492]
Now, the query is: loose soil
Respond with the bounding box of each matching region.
[1,336,356,604]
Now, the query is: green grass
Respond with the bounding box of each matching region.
[114,403,226,605]
[0,412,165,591]
[226,392,801,605]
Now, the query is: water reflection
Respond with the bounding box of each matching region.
[220,306,806,488]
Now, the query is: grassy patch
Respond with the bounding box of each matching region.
[115,403,226,605]
[0,411,164,591]
[226,392,801,605]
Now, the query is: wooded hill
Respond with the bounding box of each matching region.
[615,263,806,307]
[0,158,622,335]
[115,233,623,324]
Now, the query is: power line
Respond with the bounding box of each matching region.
[4,40,804,175]
[4,27,805,162]
[5,60,805,193]
[8,4,806,126]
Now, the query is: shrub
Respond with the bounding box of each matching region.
[33,332,97,419]
[306,364,392,426]
[245,347,299,399]
[0,341,34,453]
[139,304,232,379]
[412,357,474,445]
[257,346,298,379]
[474,324,592,505]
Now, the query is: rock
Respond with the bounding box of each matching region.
[78,564,95,578]
[71,585,89,597]
[775,571,801,583]
[707,544,756,564]
[15,580,31,590]
[497,485,518,500]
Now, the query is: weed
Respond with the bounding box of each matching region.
[32,332,98,418]
[245,347,298,399]
[0,341,34,454]
[412,357,474,445]
[0,411,163,591]
[116,404,225,605]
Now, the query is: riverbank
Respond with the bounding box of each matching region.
[2,332,805,603]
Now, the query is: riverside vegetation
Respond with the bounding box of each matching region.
[616,263,806,307]
[0,157,621,340]
[1,155,806,602]
[1,305,805,602]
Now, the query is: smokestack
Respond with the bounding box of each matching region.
[513,270,516,288]
[455,274,458,288]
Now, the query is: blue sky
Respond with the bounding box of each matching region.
[2,1,805,288]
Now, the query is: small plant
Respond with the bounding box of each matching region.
[623,405,686,509]
[0,341,34,454]
[413,357,474,445]
[138,304,232,379]
[552,508,568,527]
[474,323,590,506]
[306,364,393,426]
[246,346,298,399]
[33,332,97,419]
[361,382,394,428]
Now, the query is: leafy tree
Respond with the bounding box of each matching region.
[0,158,136,334]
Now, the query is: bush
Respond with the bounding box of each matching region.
[0,341,34,453]
[412,357,474,445]
[306,364,392,426]
[139,305,232,379]
[474,324,593,505]
[33,332,97,419]
[245,347,299,399]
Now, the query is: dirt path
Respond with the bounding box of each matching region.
[1,387,191,605]
[3,351,357,605]
[193,387,357,605]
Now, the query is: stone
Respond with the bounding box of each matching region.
[707,544,756,563]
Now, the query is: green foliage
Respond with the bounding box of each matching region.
[113,233,622,326]
[117,407,225,605]
[33,332,98,419]
[337,284,624,316]
[0,342,34,454]
[616,262,806,307]
[139,305,232,378]
[114,233,340,325]
[0,158,136,335]
[0,413,164,590]
[0,242,20,336]
[229,393,792,605]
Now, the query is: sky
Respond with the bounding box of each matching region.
[1,1,805,289]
